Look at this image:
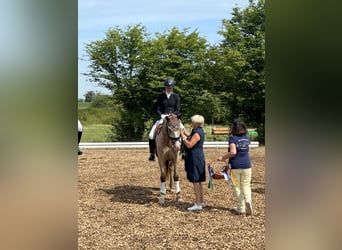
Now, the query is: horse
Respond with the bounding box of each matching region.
[155,113,183,204]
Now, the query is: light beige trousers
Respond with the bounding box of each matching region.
[231,168,252,212]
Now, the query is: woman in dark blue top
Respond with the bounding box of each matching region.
[180,115,206,211]
[217,119,253,215]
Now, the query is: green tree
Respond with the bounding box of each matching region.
[84,24,152,140]
[217,0,265,142]
[83,1,265,142]
[84,91,96,102]
[85,25,211,140]
[143,27,210,122]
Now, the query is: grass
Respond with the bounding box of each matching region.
[80,123,229,143]
[78,102,91,109]
[81,124,112,142]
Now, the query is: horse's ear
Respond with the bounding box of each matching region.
[177,113,182,119]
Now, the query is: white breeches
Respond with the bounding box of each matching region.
[148,119,184,139]
[148,119,164,139]
[78,120,83,132]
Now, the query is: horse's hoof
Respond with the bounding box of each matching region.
[158,195,165,204]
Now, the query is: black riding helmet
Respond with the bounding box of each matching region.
[164,78,175,88]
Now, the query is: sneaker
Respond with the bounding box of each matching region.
[245,201,253,215]
[187,203,202,211]
[201,202,206,208]
[148,154,155,161]
[232,207,245,215]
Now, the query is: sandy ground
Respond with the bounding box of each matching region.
[78,147,265,249]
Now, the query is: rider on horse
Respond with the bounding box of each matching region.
[148,78,183,161]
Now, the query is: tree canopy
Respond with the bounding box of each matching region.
[83,0,265,143]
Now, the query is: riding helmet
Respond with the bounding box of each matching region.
[164,78,175,88]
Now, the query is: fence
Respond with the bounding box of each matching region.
[79,141,259,149]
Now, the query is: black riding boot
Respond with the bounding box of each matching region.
[148,139,155,161]
[78,131,83,155]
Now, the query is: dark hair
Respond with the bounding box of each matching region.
[231,119,247,135]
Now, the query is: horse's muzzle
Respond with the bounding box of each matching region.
[174,140,181,150]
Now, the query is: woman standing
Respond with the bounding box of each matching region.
[217,119,253,215]
[180,115,206,211]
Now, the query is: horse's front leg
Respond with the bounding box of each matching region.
[159,164,167,204]
[173,161,183,202]
[168,161,175,192]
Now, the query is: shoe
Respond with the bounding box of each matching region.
[201,202,206,208]
[232,207,245,215]
[78,150,83,155]
[245,201,253,215]
[148,154,155,161]
[187,204,202,211]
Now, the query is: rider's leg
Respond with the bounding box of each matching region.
[148,125,156,161]
[148,119,164,161]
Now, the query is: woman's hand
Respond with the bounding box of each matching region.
[180,129,186,140]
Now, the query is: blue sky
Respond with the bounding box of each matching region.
[78,0,250,98]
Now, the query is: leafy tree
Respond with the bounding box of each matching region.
[143,27,210,122]
[90,94,112,108]
[84,24,152,139]
[84,91,96,102]
[85,25,211,140]
[217,0,265,142]
[83,1,265,143]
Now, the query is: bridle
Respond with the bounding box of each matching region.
[165,119,181,149]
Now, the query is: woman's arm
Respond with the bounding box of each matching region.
[181,133,200,149]
[217,143,237,161]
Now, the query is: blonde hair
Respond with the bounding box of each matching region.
[191,115,205,126]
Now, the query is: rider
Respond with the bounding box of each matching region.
[148,78,181,161]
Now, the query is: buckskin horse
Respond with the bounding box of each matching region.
[155,113,183,204]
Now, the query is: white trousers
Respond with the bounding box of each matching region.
[148,119,164,139]
[78,120,83,132]
[148,119,184,139]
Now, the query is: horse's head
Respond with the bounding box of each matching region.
[165,113,181,140]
